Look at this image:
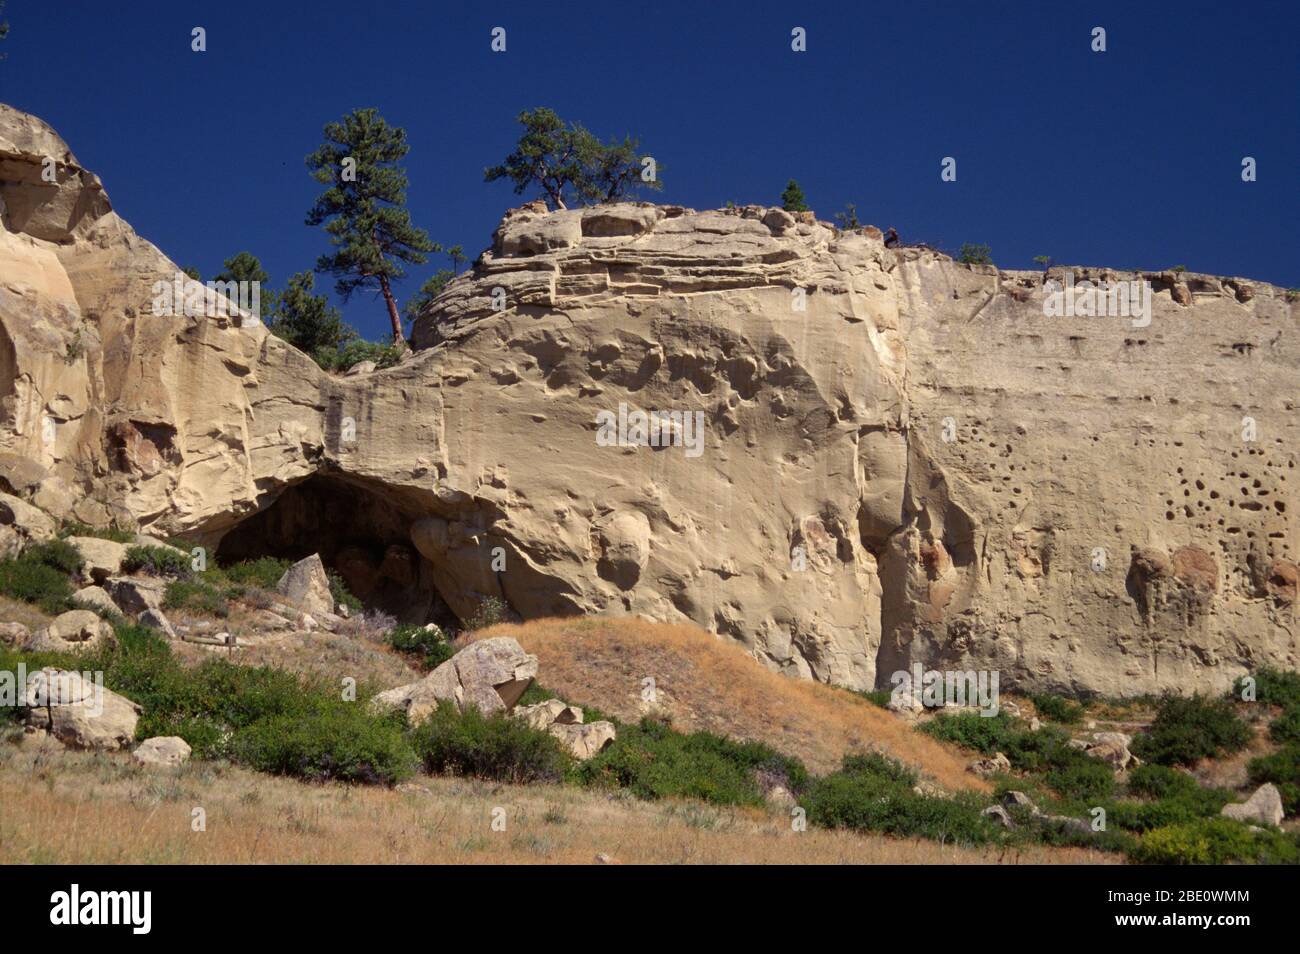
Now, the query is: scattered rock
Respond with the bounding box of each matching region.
[1221,784,1284,827]
[74,585,119,617]
[371,637,538,724]
[133,736,191,767]
[28,610,115,652]
[548,721,618,760]
[969,752,1011,777]
[1002,790,1039,813]
[67,536,127,582]
[106,576,166,616]
[1087,738,1134,771]
[0,491,56,548]
[0,621,30,645]
[981,805,1014,828]
[275,554,334,617]
[514,698,584,731]
[594,853,621,865]
[23,669,141,751]
[345,360,377,376]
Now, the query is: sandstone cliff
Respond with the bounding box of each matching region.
[2,103,1295,695]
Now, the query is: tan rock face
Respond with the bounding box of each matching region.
[1,105,1295,696]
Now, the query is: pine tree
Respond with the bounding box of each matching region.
[781,179,809,213]
[485,107,660,210]
[268,271,355,361]
[213,251,272,318]
[306,108,436,344]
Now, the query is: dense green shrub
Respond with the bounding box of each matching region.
[464,595,509,631]
[576,717,807,806]
[387,623,454,669]
[412,705,570,783]
[24,539,84,575]
[163,577,230,617]
[1270,705,1300,745]
[919,710,1015,755]
[327,570,361,614]
[1131,818,1300,865]
[1131,694,1252,766]
[1126,764,1197,800]
[122,545,189,577]
[1247,745,1300,814]
[803,753,996,845]
[1027,691,1085,725]
[230,707,416,784]
[0,555,75,614]
[220,556,290,590]
[1234,667,1300,708]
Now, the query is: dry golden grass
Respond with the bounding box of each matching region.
[471,617,988,790]
[0,742,1115,864]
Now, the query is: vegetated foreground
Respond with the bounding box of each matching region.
[0,744,1111,865]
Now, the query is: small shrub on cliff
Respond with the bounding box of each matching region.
[412,704,570,784]
[575,717,807,806]
[122,545,189,577]
[957,243,993,266]
[327,570,361,614]
[1131,693,1251,766]
[464,596,509,631]
[387,623,454,669]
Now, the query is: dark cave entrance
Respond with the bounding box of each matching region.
[215,473,459,628]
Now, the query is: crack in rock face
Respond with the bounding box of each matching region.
[1,104,1295,696]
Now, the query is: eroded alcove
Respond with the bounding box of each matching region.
[214,472,458,627]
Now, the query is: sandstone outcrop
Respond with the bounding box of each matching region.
[2,103,1296,696]
[514,697,616,760]
[275,553,334,617]
[1220,783,1284,827]
[371,636,538,723]
[22,668,140,750]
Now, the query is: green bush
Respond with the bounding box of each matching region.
[1126,764,1198,800]
[1235,667,1300,708]
[803,753,996,845]
[1270,705,1300,745]
[1104,767,1231,832]
[857,689,893,709]
[957,243,993,266]
[221,556,291,590]
[412,704,570,783]
[464,595,509,631]
[1027,691,1085,725]
[58,523,135,544]
[122,545,189,577]
[230,707,416,785]
[0,555,75,614]
[1131,694,1252,766]
[24,539,84,575]
[1247,745,1300,814]
[576,717,807,806]
[387,623,454,669]
[327,570,361,614]
[1131,818,1300,865]
[163,577,230,617]
[919,710,1015,755]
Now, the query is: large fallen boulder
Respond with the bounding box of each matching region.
[28,610,116,652]
[0,492,56,558]
[275,554,334,617]
[22,668,140,750]
[513,697,616,760]
[372,636,538,724]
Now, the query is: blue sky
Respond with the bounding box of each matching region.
[2,0,1297,340]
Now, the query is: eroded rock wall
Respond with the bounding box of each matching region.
[2,104,1294,695]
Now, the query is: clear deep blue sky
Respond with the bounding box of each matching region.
[2,0,1296,340]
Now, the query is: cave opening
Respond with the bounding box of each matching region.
[214,472,459,629]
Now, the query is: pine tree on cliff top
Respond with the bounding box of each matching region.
[305,108,436,345]
[781,179,809,213]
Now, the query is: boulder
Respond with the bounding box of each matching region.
[345,360,377,376]
[0,492,55,548]
[0,621,30,645]
[1002,790,1040,813]
[548,721,617,760]
[28,610,115,652]
[275,554,334,617]
[139,607,177,639]
[133,736,191,767]
[74,585,120,617]
[23,669,141,750]
[515,698,584,731]
[106,576,166,616]
[1087,738,1134,771]
[67,535,127,582]
[981,805,1015,829]
[372,637,538,724]
[969,752,1011,777]
[1221,783,1284,827]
